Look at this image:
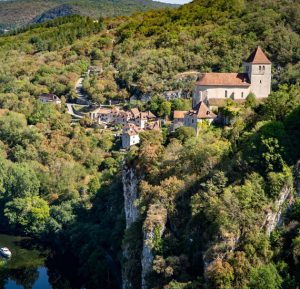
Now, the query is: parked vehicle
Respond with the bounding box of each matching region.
[0,247,11,257]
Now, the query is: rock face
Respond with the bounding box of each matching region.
[262,186,294,236]
[122,164,143,228]
[203,161,300,282]
[140,89,189,103]
[262,162,300,236]
[141,203,167,289]
[122,164,143,289]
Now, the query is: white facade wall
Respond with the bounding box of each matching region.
[122,133,140,149]
[135,119,147,128]
[193,85,251,107]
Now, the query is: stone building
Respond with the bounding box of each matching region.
[192,47,271,108]
[184,102,216,134]
[122,127,144,149]
[38,93,61,104]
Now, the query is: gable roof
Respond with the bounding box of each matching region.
[123,123,138,129]
[244,46,271,64]
[39,93,60,101]
[125,127,144,136]
[111,107,119,114]
[174,111,187,119]
[185,101,216,119]
[195,73,250,87]
[130,108,140,116]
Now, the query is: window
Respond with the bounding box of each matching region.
[260,80,262,83]
[263,66,265,70]
[192,119,194,123]
[246,66,249,72]
[241,92,244,98]
[225,90,228,98]
[259,66,262,71]
[188,118,190,122]
[178,118,180,121]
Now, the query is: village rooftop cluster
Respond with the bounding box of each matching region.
[37,47,272,150]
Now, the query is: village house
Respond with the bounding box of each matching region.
[89,66,103,75]
[173,111,186,125]
[135,111,156,128]
[123,123,139,133]
[192,47,271,108]
[144,120,161,132]
[184,101,216,134]
[38,93,61,104]
[90,106,157,130]
[122,127,144,149]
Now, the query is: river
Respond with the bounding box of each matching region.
[0,234,85,289]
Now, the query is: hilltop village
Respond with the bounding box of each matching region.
[3,3,300,288]
[54,47,271,150]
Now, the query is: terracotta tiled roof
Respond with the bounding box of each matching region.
[146,111,156,119]
[39,93,60,101]
[151,123,162,132]
[123,123,137,129]
[195,73,250,87]
[97,109,111,115]
[174,111,187,119]
[111,107,119,113]
[145,121,160,130]
[185,102,217,119]
[130,108,140,116]
[117,111,130,117]
[208,99,227,106]
[245,47,271,64]
[90,66,103,72]
[126,127,144,136]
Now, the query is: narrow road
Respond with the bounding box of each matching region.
[66,103,83,119]
[75,74,89,105]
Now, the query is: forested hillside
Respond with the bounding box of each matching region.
[0,0,176,33]
[0,0,300,288]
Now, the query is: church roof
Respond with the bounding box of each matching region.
[185,101,216,119]
[244,46,271,64]
[195,73,250,87]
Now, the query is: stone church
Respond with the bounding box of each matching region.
[192,47,272,108]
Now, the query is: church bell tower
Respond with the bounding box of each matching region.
[243,46,271,99]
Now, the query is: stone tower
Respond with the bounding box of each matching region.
[243,46,271,99]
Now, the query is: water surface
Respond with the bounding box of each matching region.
[0,234,84,289]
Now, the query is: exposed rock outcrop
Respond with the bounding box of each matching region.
[262,186,294,236]
[122,164,144,289]
[203,161,300,282]
[122,164,143,228]
[140,89,189,102]
[141,203,167,289]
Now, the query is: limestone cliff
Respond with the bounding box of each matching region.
[122,164,142,228]
[122,164,168,289]
[122,164,143,289]
[203,162,300,281]
[141,203,167,289]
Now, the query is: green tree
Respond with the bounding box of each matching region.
[248,263,283,289]
[174,126,196,144]
[245,93,257,109]
[88,176,101,196]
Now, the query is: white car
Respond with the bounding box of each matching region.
[0,247,11,257]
